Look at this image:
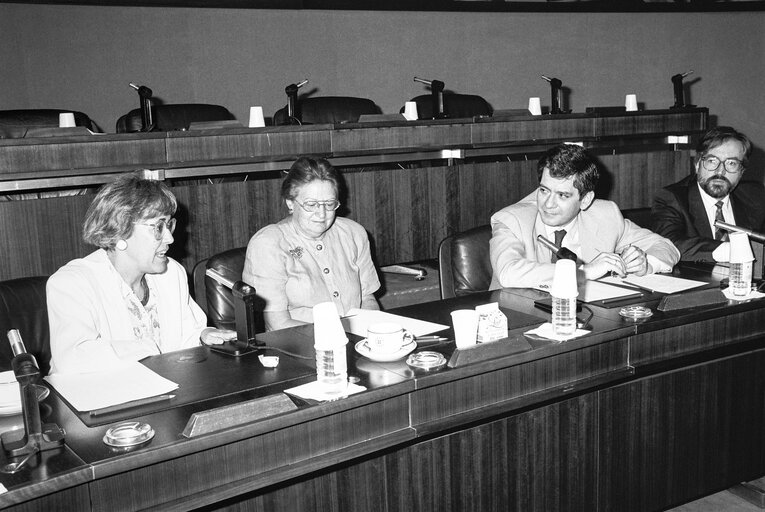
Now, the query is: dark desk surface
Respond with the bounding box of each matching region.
[2,265,764,511]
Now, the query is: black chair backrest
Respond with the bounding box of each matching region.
[0,276,51,376]
[273,96,381,125]
[438,225,493,299]
[0,109,98,138]
[404,94,492,120]
[204,247,248,331]
[116,103,236,133]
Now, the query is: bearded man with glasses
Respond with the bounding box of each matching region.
[652,126,765,263]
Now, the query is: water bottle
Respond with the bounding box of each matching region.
[552,296,576,336]
[551,259,578,336]
[312,301,348,395]
[314,342,348,395]
[729,260,752,297]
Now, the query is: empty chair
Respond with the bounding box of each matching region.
[0,276,51,376]
[116,103,237,132]
[438,225,492,299]
[273,96,381,125]
[0,109,99,138]
[402,94,492,120]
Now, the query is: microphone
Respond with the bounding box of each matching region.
[129,82,154,131]
[413,77,446,119]
[537,235,578,262]
[714,220,765,243]
[670,70,694,109]
[541,75,563,115]
[284,79,309,125]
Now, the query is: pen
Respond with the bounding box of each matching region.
[89,394,176,417]
[600,292,642,305]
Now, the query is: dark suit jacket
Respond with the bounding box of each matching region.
[652,174,765,262]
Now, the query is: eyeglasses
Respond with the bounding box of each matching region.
[294,199,340,213]
[700,155,745,174]
[135,218,176,240]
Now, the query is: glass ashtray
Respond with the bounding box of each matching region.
[103,421,155,448]
[619,305,653,320]
[406,351,447,372]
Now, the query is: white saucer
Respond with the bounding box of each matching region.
[354,339,416,362]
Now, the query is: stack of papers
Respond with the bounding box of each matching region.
[0,371,21,416]
[45,362,178,412]
[599,274,707,294]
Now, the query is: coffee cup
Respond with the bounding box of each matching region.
[367,322,413,354]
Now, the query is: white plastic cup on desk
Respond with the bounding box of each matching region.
[550,259,579,336]
[403,101,418,121]
[312,302,348,394]
[528,97,542,116]
[451,309,478,349]
[729,232,754,297]
[625,94,638,112]
[58,113,76,128]
[248,106,265,128]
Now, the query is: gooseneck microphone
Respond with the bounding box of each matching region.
[284,79,309,125]
[541,75,563,115]
[537,234,578,262]
[670,70,694,109]
[413,76,447,119]
[129,82,154,131]
[714,220,765,243]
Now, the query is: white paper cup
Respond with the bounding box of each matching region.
[528,97,542,116]
[403,101,418,121]
[367,322,412,354]
[312,302,347,350]
[248,106,265,128]
[58,113,76,128]
[451,309,478,349]
[729,232,754,263]
[625,94,638,112]
[550,259,579,298]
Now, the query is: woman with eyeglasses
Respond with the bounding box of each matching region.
[47,173,236,374]
[243,156,380,331]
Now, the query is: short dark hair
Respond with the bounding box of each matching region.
[281,156,340,201]
[696,126,752,164]
[537,144,600,197]
[83,173,177,249]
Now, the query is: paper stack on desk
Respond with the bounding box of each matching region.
[45,362,178,412]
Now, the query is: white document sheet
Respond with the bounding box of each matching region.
[580,280,644,303]
[341,309,449,338]
[45,362,178,412]
[599,274,707,295]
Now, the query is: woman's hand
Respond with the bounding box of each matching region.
[200,328,238,345]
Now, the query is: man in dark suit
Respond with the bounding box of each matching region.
[652,126,765,263]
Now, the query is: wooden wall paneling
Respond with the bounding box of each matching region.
[629,309,765,367]
[471,116,596,147]
[88,395,411,511]
[166,128,333,163]
[596,150,691,210]
[0,134,167,175]
[597,350,765,512]
[331,123,471,154]
[2,484,91,512]
[0,195,92,280]
[594,110,707,139]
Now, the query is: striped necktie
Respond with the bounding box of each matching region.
[714,201,727,241]
[550,229,566,262]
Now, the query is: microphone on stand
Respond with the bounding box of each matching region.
[537,234,578,262]
[129,82,154,132]
[670,70,694,109]
[413,76,447,119]
[714,220,765,243]
[284,79,309,125]
[541,75,564,115]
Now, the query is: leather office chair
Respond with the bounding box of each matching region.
[115,103,237,132]
[273,96,381,125]
[438,225,493,299]
[0,276,51,376]
[403,94,492,120]
[0,109,99,139]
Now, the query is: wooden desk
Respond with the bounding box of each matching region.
[0,109,707,281]
[2,268,765,511]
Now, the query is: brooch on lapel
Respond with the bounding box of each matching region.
[288,247,304,259]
